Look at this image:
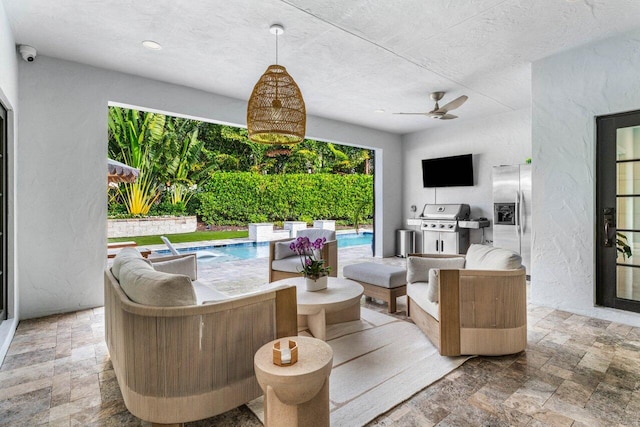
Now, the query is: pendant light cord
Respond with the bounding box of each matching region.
[275,30,279,65]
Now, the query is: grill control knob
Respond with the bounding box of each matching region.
[430,224,436,228]
[448,224,454,229]
[439,224,445,228]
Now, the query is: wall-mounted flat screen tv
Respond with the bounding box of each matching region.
[422,154,474,187]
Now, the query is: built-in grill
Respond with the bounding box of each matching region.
[419,204,471,254]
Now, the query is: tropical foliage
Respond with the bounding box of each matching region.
[107,107,374,224]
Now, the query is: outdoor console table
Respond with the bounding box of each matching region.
[254,336,333,427]
[271,277,364,340]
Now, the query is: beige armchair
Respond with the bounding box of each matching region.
[407,244,526,356]
[268,228,338,282]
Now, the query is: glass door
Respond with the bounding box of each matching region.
[596,111,640,312]
[0,103,6,322]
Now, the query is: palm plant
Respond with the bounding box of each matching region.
[108,107,165,215]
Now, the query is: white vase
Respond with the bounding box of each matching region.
[305,275,328,292]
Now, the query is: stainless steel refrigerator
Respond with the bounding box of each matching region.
[492,164,532,273]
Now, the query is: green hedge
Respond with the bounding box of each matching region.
[197,172,373,225]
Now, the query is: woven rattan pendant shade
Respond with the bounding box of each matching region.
[247,64,306,144]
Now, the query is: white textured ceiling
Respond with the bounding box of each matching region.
[4,0,640,134]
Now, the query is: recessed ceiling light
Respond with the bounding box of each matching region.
[142,40,162,50]
[374,109,385,113]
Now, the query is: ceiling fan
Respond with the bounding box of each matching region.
[394,92,468,120]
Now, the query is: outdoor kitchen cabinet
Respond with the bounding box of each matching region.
[422,229,463,255]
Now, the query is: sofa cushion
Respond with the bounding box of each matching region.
[118,258,196,307]
[406,256,465,283]
[465,244,522,270]
[274,240,298,260]
[152,256,197,280]
[192,280,230,304]
[111,247,151,280]
[407,282,439,321]
[271,257,302,273]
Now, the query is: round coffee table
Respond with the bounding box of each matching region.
[271,277,364,340]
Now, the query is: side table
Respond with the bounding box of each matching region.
[254,336,333,427]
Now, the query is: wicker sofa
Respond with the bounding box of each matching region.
[105,248,297,426]
[407,244,526,356]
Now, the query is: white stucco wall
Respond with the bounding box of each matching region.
[17,55,401,319]
[532,29,640,326]
[0,0,19,364]
[402,108,531,250]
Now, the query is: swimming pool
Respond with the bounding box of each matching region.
[155,232,373,263]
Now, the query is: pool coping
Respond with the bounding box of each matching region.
[145,228,373,253]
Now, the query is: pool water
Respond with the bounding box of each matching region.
[155,232,373,263]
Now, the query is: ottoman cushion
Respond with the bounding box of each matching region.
[343,263,406,289]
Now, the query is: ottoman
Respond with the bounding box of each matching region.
[343,263,407,313]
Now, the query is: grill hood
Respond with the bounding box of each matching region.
[420,204,470,220]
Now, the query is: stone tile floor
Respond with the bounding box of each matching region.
[2,245,640,426]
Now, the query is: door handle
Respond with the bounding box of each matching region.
[603,208,615,247]
[436,240,439,252]
[441,240,444,253]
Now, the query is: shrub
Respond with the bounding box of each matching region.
[197,172,373,225]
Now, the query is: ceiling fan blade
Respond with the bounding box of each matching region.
[436,95,468,113]
[392,112,429,115]
[439,114,458,120]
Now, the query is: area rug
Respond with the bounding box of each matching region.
[247,308,471,426]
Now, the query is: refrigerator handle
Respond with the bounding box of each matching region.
[515,190,520,231]
[519,190,525,234]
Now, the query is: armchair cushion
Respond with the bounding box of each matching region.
[297,228,336,242]
[274,240,297,260]
[406,281,439,321]
[271,257,302,274]
[465,244,522,270]
[406,256,465,283]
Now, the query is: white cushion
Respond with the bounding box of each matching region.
[297,228,336,242]
[111,247,150,280]
[407,282,439,321]
[118,259,196,307]
[152,256,197,280]
[192,280,230,304]
[343,262,407,289]
[274,240,298,260]
[406,256,465,283]
[427,269,439,303]
[271,257,302,273]
[465,244,522,270]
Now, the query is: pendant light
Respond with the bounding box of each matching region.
[247,24,306,145]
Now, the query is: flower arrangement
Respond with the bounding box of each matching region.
[289,236,331,279]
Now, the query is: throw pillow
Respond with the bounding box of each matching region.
[118,260,196,307]
[274,240,298,260]
[406,256,466,283]
[111,248,151,281]
[427,268,440,303]
[152,255,197,281]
